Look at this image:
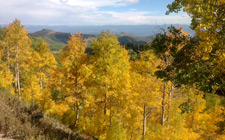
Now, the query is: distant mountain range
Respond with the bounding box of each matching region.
[25,24,194,36]
[29,29,95,51]
[29,29,156,51]
[28,24,195,51]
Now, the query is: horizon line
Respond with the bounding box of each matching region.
[0,24,190,27]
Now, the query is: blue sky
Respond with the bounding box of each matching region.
[99,0,174,15]
[0,0,191,25]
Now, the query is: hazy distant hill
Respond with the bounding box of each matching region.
[25,25,194,36]
[29,29,155,51]
[29,29,95,51]
[29,29,67,51]
[118,32,155,45]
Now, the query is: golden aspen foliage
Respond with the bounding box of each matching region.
[56,33,89,130]
[80,32,130,139]
[0,19,224,140]
[0,29,13,88]
[1,19,32,97]
[179,86,224,139]
[129,51,162,140]
[0,48,13,87]
[22,38,57,110]
[0,61,13,88]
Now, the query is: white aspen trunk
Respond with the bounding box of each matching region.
[14,66,17,90]
[167,84,173,122]
[161,82,166,127]
[74,72,79,128]
[17,63,21,98]
[143,104,147,139]
[7,40,10,70]
[16,45,21,98]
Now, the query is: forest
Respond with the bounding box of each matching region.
[0,0,225,140]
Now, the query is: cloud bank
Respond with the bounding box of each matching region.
[0,0,191,25]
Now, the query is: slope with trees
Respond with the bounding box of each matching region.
[0,2,225,138]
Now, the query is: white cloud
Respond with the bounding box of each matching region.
[0,0,191,25]
[100,11,191,25]
[123,0,139,4]
[61,0,120,8]
[48,0,136,8]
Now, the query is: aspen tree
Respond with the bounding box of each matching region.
[58,33,88,129]
[2,19,32,97]
[82,32,130,139]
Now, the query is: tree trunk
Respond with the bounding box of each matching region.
[104,92,107,115]
[74,73,79,128]
[17,62,21,98]
[40,76,43,92]
[143,104,147,139]
[161,82,166,127]
[7,43,10,70]
[74,101,80,128]
[16,63,21,98]
[130,131,133,140]
[16,45,21,98]
[32,90,34,107]
[109,98,112,127]
[167,84,173,122]
[14,67,17,91]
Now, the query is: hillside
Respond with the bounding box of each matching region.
[29,29,67,51]
[118,32,155,45]
[29,29,95,51]
[0,90,93,140]
[29,29,155,51]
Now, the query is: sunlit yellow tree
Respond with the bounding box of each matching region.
[57,33,89,130]
[0,45,13,88]
[129,50,161,139]
[22,38,57,109]
[80,32,130,139]
[1,19,32,97]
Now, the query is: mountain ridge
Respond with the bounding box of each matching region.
[29,29,155,51]
[24,24,194,36]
